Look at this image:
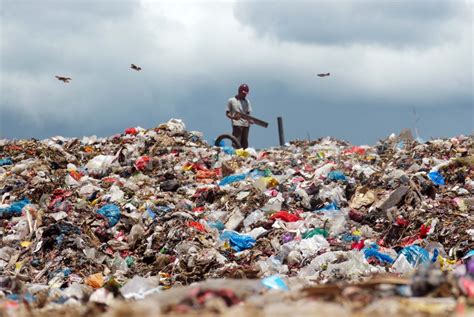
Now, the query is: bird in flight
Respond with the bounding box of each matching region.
[317,73,330,77]
[55,76,72,83]
[131,64,142,71]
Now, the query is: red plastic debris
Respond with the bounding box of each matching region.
[344,146,366,155]
[351,239,365,250]
[187,221,207,232]
[134,156,151,171]
[125,127,138,135]
[419,224,431,238]
[396,217,410,227]
[270,211,301,222]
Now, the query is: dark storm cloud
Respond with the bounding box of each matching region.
[0,0,472,148]
[234,0,468,47]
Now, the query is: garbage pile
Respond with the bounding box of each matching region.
[0,119,473,316]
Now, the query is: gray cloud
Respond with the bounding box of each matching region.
[0,0,472,148]
[234,0,468,47]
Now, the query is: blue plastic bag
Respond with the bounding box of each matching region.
[316,202,339,212]
[9,198,31,215]
[428,171,445,185]
[222,146,235,155]
[97,204,121,227]
[248,169,266,179]
[398,245,430,267]
[220,230,256,252]
[0,158,13,166]
[0,198,30,218]
[218,140,236,155]
[261,275,289,291]
[363,247,395,264]
[208,221,225,231]
[462,249,474,260]
[328,170,346,181]
[219,173,246,186]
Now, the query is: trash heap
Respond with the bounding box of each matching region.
[0,119,473,316]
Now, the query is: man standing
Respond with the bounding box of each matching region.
[226,84,252,149]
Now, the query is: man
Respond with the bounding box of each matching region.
[226,83,253,149]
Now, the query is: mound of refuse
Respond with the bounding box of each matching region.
[0,119,473,316]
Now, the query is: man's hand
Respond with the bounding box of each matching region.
[232,112,241,120]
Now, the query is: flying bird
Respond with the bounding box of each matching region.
[317,73,330,77]
[55,76,72,83]
[131,64,142,71]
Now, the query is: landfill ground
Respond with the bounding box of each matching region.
[0,119,473,316]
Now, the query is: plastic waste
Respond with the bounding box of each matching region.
[328,170,346,181]
[85,155,117,177]
[0,157,13,166]
[218,173,246,186]
[363,246,395,264]
[302,228,329,239]
[134,156,151,171]
[0,198,30,218]
[270,211,301,222]
[220,230,256,252]
[428,171,445,185]
[120,275,161,300]
[84,273,104,289]
[316,202,339,212]
[261,275,289,291]
[397,245,430,268]
[96,204,121,227]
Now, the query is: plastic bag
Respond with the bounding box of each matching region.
[85,155,117,177]
[120,275,161,300]
[397,245,430,267]
[270,211,301,222]
[428,171,445,185]
[220,230,256,252]
[219,173,246,186]
[261,275,289,291]
[134,156,151,171]
[0,198,30,218]
[124,127,138,135]
[328,170,346,181]
[0,158,13,166]
[187,221,207,232]
[235,149,250,157]
[96,204,121,227]
[363,247,395,264]
[302,228,328,239]
[84,273,104,289]
[316,202,339,212]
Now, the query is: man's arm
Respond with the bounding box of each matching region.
[226,100,240,120]
[226,111,240,120]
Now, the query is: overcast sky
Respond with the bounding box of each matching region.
[0,0,472,148]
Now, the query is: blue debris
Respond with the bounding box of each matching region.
[316,202,339,212]
[363,247,395,264]
[398,245,430,267]
[0,198,30,218]
[328,170,346,181]
[0,157,13,166]
[96,204,121,227]
[219,173,246,186]
[220,230,256,252]
[428,171,445,185]
[261,275,289,291]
